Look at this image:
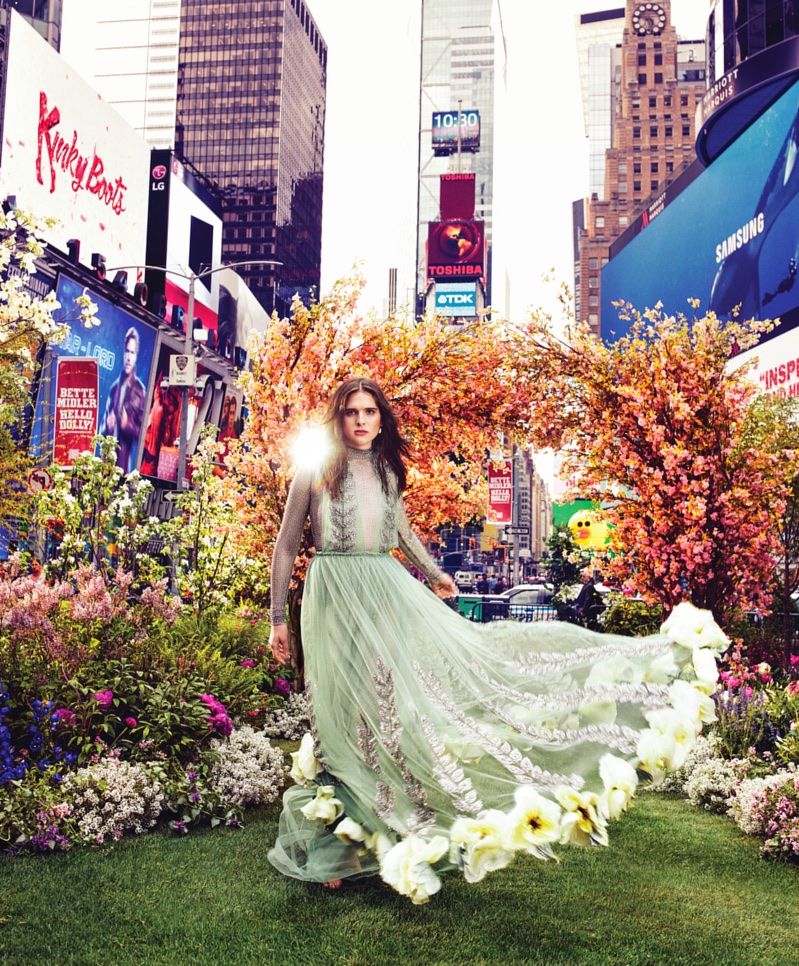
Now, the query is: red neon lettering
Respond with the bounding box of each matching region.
[36,92,60,193]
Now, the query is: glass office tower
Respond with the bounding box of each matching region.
[416,0,497,308]
[176,0,326,314]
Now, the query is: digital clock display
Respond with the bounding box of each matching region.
[432,110,481,154]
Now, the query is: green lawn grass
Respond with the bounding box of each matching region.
[0,794,796,966]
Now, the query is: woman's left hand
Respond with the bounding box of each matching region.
[431,574,458,599]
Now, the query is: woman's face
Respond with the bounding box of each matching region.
[341,390,381,450]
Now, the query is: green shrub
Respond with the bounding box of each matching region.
[602,594,664,636]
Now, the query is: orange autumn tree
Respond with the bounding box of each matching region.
[223,275,539,635]
[523,300,783,623]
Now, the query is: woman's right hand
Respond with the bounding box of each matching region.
[269,623,291,665]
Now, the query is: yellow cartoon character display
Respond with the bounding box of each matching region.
[568,509,609,551]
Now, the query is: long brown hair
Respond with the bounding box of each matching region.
[321,377,410,498]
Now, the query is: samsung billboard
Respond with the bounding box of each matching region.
[602,78,799,346]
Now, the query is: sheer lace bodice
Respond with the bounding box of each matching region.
[269,448,444,625]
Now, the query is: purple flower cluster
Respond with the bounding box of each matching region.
[0,687,77,785]
[274,677,291,698]
[199,694,233,736]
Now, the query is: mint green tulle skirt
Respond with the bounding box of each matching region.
[267,552,711,890]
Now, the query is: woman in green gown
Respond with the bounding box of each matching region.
[267,378,726,904]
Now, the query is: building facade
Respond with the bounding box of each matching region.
[2,0,60,49]
[175,0,326,315]
[416,0,500,312]
[575,0,705,335]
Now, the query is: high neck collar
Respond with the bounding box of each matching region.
[346,446,374,460]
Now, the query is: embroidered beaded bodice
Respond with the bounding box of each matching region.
[269,448,444,625]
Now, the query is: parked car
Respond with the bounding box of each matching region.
[454,570,477,591]
[498,583,554,607]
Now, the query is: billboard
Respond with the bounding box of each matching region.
[440,173,475,221]
[30,275,158,475]
[434,281,477,318]
[601,79,799,345]
[728,327,799,399]
[427,220,485,280]
[52,358,99,467]
[487,459,513,525]
[432,110,480,155]
[0,11,150,288]
[145,150,223,332]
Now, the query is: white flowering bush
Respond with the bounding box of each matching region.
[684,756,744,813]
[262,690,311,740]
[210,725,287,807]
[728,765,799,838]
[60,754,165,844]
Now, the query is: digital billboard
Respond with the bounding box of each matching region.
[434,281,477,317]
[145,151,223,333]
[432,110,480,155]
[0,11,150,288]
[30,275,158,474]
[427,220,485,280]
[601,79,799,345]
[440,173,475,221]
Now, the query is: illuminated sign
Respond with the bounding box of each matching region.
[0,11,149,287]
[432,110,480,155]
[434,282,477,317]
[427,220,485,279]
[487,460,513,525]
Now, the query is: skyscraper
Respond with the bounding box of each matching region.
[416,0,500,312]
[61,0,326,316]
[575,0,705,335]
[2,0,61,49]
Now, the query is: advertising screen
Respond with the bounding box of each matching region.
[432,110,480,154]
[427,220,485,280]
[487,459,513,525]
[601,79,799,345]
[30,275,158,474]
[140,342,237,486]
[0,11,150,286]
[728,326,799,399]
[434,281,477,317]
[145,151,223,331]
[440,173,475,221]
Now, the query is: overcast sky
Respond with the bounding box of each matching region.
[309,0,709,321]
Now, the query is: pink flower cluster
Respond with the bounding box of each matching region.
[200,693,233,737]
[94,690,114,712]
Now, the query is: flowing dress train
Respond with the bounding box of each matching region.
[267,448,724,903]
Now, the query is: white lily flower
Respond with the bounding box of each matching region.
[598,754,639,820]
[299,784,344,825]
[555,786,608,847]
[334,816,367,847]
[379,834,449,905]
[661,602,729,655]
[636,728,677,783]
[504,786,562,857]
[691,647,720,695]
[669,679,717,728]
[289,732,321,786]
[449,809,515,883]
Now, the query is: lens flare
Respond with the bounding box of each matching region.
[291,425,331,470]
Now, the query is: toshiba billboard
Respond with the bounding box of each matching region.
[0,11,149,285]
[427,220,485,280]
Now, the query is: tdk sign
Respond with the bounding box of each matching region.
[435,282,476,317]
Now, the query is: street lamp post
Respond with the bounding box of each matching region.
[108,260,281,490]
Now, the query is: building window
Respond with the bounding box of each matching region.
[650,125,658,137]
[654,72,663,84]
[588,276,598,289]
[633,127,641,139]
[651,180,659,191]
[680,94,689,106]
[619,216,628,227]
[649,96,657,108]
[664,96,671,106]
[638,73,647,85]
[654,53,663,65]
[650,161,659,173]
[618,163,627,175]
[589,257,598,269]
[665,125,673,137]
[602,258,609,267]
[588,313,598,326]
[666,160,674,172]
[633,162,641,174]
[682,124,691,136]
[618,181,627,192]
[588,295,599,307]
[634,180,642,192]
[638,54,647,66]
